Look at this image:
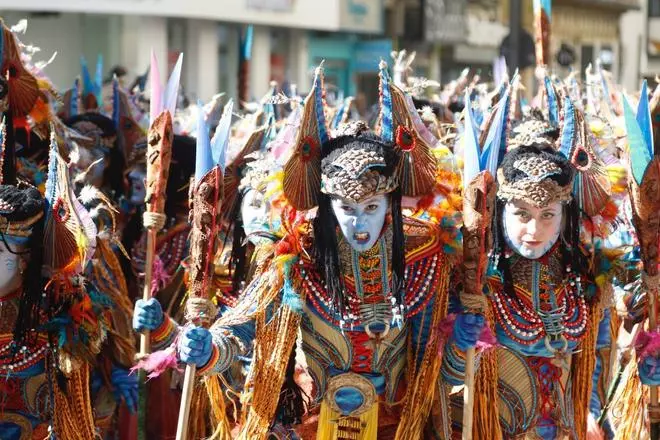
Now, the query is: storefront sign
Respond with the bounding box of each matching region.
[339,0,383,34]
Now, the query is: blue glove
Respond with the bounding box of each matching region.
[453,313,485,351]
[111,366,139,413]
[179,327,213,367]
[133,298,164,332]
[639,355,660,385]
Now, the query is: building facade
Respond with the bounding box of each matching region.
[1,0,390,103]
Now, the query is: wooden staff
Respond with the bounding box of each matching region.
[461,171,496,440]
[137,110,174,358]
[628,155,660,436]
[533,0,551,69]
[176,108,227,439]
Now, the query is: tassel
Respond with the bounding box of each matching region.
[275,347,307,426]
[205,375,233,440]
[52,364,97,440]
[237,304,302,439]
[395,260,451,439]
[572,301,602,440]
[610,354,650,439]
[471,307,503,439]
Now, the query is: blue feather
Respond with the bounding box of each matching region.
[211,99,233,172]
[164,53,183,117]
[636,80,654,158]
[95,54,103,106]
[313,68,329,144]
[112,78,120,130]
[544,75,559,126]
[241,25,254,62]
[195,102,213,184]
[379,62,394,142]
[70,78,80,117]
[463,89,481,184]
[44,132,58,213]
[558,95,575,159]
[80,56,93,97]
[623,95,653,185]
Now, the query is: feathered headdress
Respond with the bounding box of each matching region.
[43,127,97,277]
[282,65,329,210]
[557,94,612,216]
[377,60,438,198]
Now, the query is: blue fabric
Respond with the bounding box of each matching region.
[410,295,436,366]
[0,422,24,440]
[335,387,364,415]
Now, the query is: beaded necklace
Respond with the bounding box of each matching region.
[490,252,588,347]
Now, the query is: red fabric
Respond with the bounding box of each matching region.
[117,403,137,440]
[146,372,181,439]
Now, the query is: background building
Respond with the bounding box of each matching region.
[1,0,645,105]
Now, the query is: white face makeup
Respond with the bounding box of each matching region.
[503,200,563,260]
[240,189,271,245]
[0,239,25,298]
[127,168,147,206]
[331,194,389,253]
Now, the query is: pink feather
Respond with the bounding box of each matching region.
[131,347,181,379]
[150,256,171,296]
[635,329,660,375]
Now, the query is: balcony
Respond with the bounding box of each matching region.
[554,0,640,11]
[424,0,469,44]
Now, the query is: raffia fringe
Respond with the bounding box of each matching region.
[472,307,502,439]
[53,364,98,439]
[611,354,650,439]
[571,302,601,440]
[236,303,302,439]
[395,261,451,439]
[205,375,233,440]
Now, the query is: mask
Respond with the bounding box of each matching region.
[0,239,25,298]
[503,200,563,260]
[331,194,389,253]
[241,189,271,245]
[127,168,147,206]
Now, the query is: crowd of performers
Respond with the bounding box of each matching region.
[0,12,659,440]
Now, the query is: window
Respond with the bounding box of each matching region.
[581,45,594,78]
[650,0,660,17]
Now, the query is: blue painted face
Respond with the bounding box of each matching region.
[331,194,389,253]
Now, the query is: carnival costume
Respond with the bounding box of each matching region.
[444,77,621,438]
[163,63,461,440]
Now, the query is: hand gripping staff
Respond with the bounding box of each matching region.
[137,50,182,357]
[623,82,660,437]
[175,101,232,440]
[460,79,512,438]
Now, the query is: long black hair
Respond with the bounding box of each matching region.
[491,144,588,299]
[312,131,406,322]
[0,184,47,349]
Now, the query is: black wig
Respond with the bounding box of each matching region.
[0,184,46,348]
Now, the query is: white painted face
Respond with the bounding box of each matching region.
[503,200,563,260]
[0,239,25,298]
[331,194,389,253]
[127,168,147,206]
[240,189,271,245]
